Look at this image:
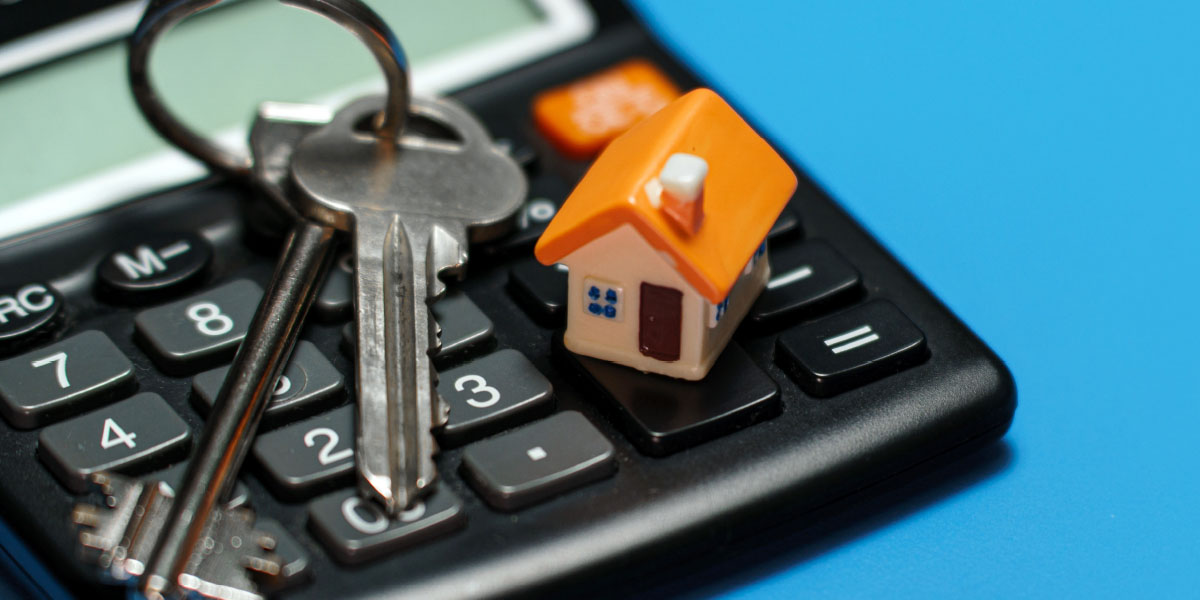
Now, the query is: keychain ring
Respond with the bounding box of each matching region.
[128,0,409,179]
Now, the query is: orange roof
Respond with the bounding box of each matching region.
[534,88,797,304]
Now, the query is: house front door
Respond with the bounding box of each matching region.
[639,282,682,361]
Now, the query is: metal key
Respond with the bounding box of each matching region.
[290,95,526,513]
[72,1,412,597]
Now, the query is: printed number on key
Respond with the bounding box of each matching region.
[31,351,69,388]
[100,417,137,450]
[304,427,353,465]
[186,302,234,337]
[455,374,500,409]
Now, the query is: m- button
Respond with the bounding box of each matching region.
[0,281,64,354]
[96,233,212,302]
[775,300,928,397]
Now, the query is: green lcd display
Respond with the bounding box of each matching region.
[0,0,552,213]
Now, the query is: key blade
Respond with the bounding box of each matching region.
[354,215,439,513]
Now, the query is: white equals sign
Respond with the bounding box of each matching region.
[824,325,880,354]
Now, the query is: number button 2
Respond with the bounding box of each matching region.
[0,331,135,428]
[437,349,554,447]
[134,279,263,374]
[253,405,355,499]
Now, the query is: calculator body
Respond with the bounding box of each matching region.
[0,2,1015,597]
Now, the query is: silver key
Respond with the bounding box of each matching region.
[290,95,526,513]
[72,473,283,599]
[73,0,412,596]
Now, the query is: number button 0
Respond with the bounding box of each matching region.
[253,405,355,499]
[134,279,263,374]
[0,331,135,428]
[437,349,554,447]
[37,393,191,493]
[308,488,465,565]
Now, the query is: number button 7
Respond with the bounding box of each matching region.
[0,331,135,429]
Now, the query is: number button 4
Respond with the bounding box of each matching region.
[436,349,554,447]
[37,393,191,493]
[134,279,263,374]
[252,405,355,499]
[0,331,135,428]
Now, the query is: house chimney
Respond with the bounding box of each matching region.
[658,152,707,234]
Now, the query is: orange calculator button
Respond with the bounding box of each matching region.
[533,58,682,160]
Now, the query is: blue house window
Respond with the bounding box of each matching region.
[583,277,622,321]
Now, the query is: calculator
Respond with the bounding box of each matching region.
[0,1,1015,597]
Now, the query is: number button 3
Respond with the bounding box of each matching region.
[253,405,356,499]
[0,331,135,428]
[437,349,554,447]
[134,279,263,374]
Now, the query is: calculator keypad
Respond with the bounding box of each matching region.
[749,240,861,328]
[37,393,191,493]
[134,279,264,374]
[0,330,135,428]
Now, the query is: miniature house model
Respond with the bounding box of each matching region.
[535,89,797,380]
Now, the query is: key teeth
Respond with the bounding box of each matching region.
[71,473,282,600]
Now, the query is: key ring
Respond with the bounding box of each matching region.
[128,0,409,179]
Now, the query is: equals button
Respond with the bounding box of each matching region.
[775,300,928,397]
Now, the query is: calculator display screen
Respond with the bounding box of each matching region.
[0,0,592,239]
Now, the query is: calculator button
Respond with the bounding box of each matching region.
[460,411,615,511]
[193,341,343,428]
[0,331,135,429]
[254,519,312,592]
[37,393,191,493]
[533,58,681,159]
[475,192,566,262]
[313,253,353,322]
[253,405,355,499]
[149,461,249,508]
[342,291,494,362]
[134,279,263,374]
[749,241,861,328]
[768,206,802,240]
[308,488,465,565]
[507,258,568,325]
[0,282,64,355]
[433,291,494,360]
[95,233,212,302]
[775,300,928,397]
[437,349,554,447]
[556,337,781,456]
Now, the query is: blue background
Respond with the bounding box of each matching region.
[630,1,1200,597]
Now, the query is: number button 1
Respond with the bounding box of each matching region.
[0,331,135,428]
[252,405,355,499]
[436,349,554,447]
[37,393,191,493]
[134,279,263,374]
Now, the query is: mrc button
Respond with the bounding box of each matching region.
[96,233,212,302]
[0,282,64,354]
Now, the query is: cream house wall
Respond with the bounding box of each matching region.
[560,223,771,380]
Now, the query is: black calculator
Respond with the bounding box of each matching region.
[0,2,1014,597]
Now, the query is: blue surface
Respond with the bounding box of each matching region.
[630,1,1200,597]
